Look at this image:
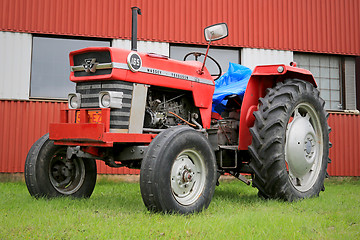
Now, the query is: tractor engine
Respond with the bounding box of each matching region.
[144,88,200,129]
[73,80,200,132]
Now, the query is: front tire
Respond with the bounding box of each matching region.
[140,126,217,214]
[24,134,97,198]
[249,79,331,201]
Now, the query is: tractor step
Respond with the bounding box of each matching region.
[218,145,238,169]
[218,145,238,150]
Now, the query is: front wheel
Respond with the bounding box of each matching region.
[24,134,97,198]
[140,126,217,214]
[249,79,331,201]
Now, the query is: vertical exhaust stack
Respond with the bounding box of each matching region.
[131,7,142,51]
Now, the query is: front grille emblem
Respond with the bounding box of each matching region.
[83,58,98,73]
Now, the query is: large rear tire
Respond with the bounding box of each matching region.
[140,126,217,214]
[249,79,331,201]
[25,134,97,198]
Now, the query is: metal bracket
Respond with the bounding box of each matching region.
[66,146,100,160]
[105,156,124,168]
[230,171,251,185]
[115,146,148,161]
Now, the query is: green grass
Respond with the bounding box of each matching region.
[0,177,359,239]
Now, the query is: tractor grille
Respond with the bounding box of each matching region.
[76,81,133,130]
[73,51,112,77]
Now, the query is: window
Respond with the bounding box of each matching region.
[30,36,110,99]
[170,45,240,77]
[294,53,342,110]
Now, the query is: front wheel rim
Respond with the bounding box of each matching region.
[285,102,324,192]
[170,149,206,206]
[49,149,86,195]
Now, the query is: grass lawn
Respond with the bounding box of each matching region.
[0,176,359,239]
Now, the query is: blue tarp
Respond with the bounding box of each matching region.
[212,62,252,114]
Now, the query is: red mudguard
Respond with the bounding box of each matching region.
[238,64,316,150]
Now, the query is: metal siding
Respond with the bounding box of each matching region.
[0,0,359,55]
[0,32,31,100]
[241,48,293,70]
[112,39,169,56]
[0,100,138,174]
[0,100,359,176]
[328,113,360,176]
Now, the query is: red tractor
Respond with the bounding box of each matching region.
[25,10,330,214]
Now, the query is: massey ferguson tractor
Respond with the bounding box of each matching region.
[25,8,331,214]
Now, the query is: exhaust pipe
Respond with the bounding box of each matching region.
[131,7,142,51]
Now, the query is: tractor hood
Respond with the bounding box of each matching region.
[68,47,216,122]
[69,47,215,89]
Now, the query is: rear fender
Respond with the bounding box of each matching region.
[238,64,317,150]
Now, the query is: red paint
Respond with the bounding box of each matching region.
[0,100,139,174]
[51,47,214,148]
[50,123,107,144]
[327,113,360,176]
[1,0,359,56]
[0,101,359,176]
[251,65,317,87]
[238,65,318,150]
[238,75,274,150]
[69,47,215,128]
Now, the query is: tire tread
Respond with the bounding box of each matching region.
[249,79,331,201]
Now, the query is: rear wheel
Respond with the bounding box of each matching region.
[25,134,97,198]
[249,79,331,201]
[140,126,217,214]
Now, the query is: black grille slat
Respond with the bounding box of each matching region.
[76,81,133,130]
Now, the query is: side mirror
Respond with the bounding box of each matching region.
[197,23,228,76]
[204,23,228,42]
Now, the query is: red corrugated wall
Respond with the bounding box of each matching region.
[0,100,359,176]
[0,100,139,174]
[1,0,359,55]
[327,113,360,176]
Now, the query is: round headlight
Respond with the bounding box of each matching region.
[101,94,111,108]
[68,94,81,109]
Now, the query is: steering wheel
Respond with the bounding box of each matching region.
[183,52,222,81]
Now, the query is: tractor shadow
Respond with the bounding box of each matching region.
[40,179,266,213]
[212,181,261,205]
[87,181,145,211]
[88,180,263,212]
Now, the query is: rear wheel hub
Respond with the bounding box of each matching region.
[286,116,317,177]
[285,103,323,192]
